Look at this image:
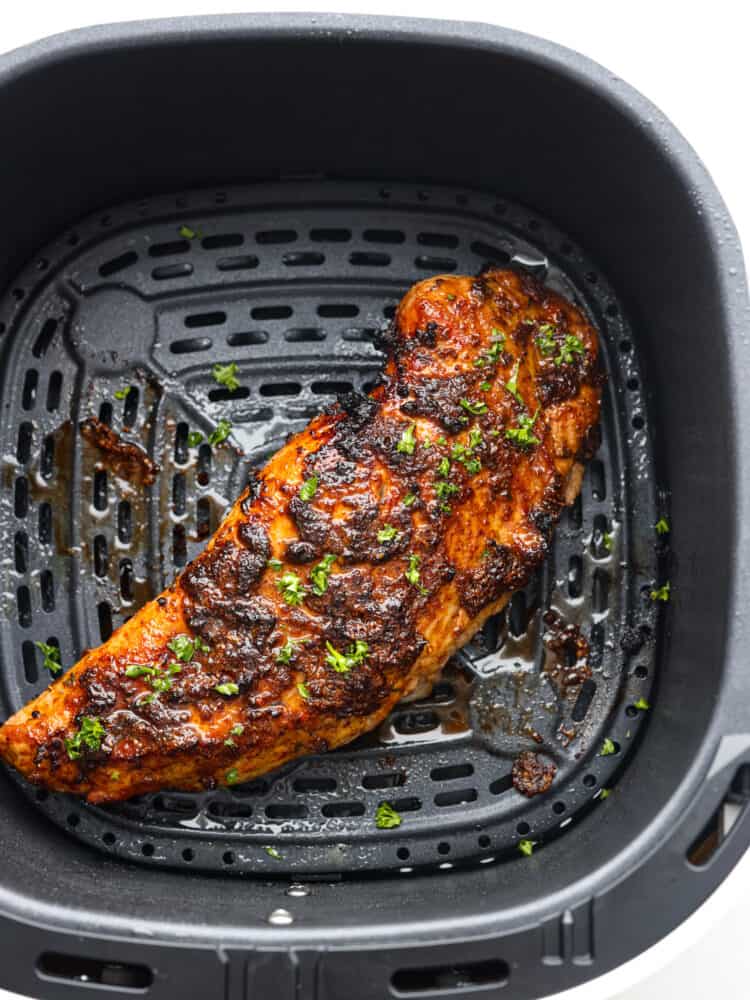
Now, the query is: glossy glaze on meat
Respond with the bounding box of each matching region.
[0,268,602,803]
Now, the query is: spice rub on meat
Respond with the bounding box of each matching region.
[0,268,602,803]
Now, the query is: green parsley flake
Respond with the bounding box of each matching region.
[125,664,155,678]
[464,458,482,475]
[187,430,204,448]
[325,639,369,673]
[297,681,311,700]
[212,361,240,392]
[468,427,482,449]
[480,381,492,392]
[267,558,283,570]
[208,419,232,446]
[65,717,105,760]
[264,845,282,860]
[226,768,240,785]
[179,225,198,240]
[650,581,671,602]
[555,334,585,366]
[422,437,433,449]
[276,640,298,664]
[114,386,133,400]
[167,633,209,662]
[230,724,245,737]
[299,475,319,502]
[437,456,451,477]
[518,839,535,857]
[504,359,524,406]
[375,801,402,829]
[655,517,670,535]
[377,525,399,543]
[435,481,459,503]
[396,424,417,455]
[276,571,306,606]
[405,554,428,594]
[535,324,557,356]
[634,697,650,710]
[599,737,617,757]
[600,788,611,800]
[437,436,448,446]
[603,531,613,552]
[310,553,336,596]
[474,329,506,368]
[35,640,62,675]
[215,682,239,696]
[403,492,417,506]
[460,397,487,416]
[506,407,541,449]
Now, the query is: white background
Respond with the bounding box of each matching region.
[0,3,748,999]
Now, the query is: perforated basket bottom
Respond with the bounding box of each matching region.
[0,180,660,875]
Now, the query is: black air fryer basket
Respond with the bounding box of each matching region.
[0,14,749,1000]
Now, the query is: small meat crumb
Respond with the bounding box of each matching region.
[512,750,557,797]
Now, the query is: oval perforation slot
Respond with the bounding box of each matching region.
[256,229,297,245]
[14,477,29,518]
[197,445,212,486]
[252,305,293,321]
[208,386,250,402]
[321,801,365,818]
[265,803,308,820]
[174,422,188,465]
[394,710,439,735]
[196,497,211,540]
[148,239,189,258]
[415,255,457,271]
[418,232,459,249]
[207,800,253,819]
[391,796,422,813]
[46,371,62,412]
[592,569,609,613]
[285,327,327,344]
[430,763,474,782]
[93,534,108,577]
[489,773,513,795]
[22,639,37,683]
[283,251,325,267]
[37,953,153,991]
[38,503,52,544]
[591,513,610,558]
[310,227,351,242]
[22,369,38,411]
[173,523,187,567]
[349,251,391,267]
[40,569,55,612]
[589,623,605,669]
[470,240,511,264]
[17,586,32,628]
[363,229,405,244]
[16,421,33,463]
[572,678,597,722]
[93,470,107,511]
[589,460,606,501]
[317,303,359,318]
[259,382,301,398]
[568,555,583,599]
[119,559,134,602]
[362,772,406,790]
[152,794,199,817]
[227,330,268,347]
[508,591,527,637]
[122,387,139,428]
[98,401,113,426]
[117,501,132,544]
[97,602,113,641]
[434,787,478,807]
[201,234,243,250]
[185,310,226,328]
[170,337,212,355]
[568,493,583,530]
[152,263,193,281]
[342,327,377,342]
[32,318,58,358]
[293,777,337,793]
[217,254,259,271]
[14,531,28,573]
[311,380,354,396]
[99,251,138,278]
[383,304,398,319]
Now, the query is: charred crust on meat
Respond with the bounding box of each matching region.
[80,417,160,485]
[512,751,557,797]
[400,375,472,434]
[457,539,543,617]
[285,539,318,564]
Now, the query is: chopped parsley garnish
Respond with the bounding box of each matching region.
[459,397,487,416]
[226,768,240,785]
[212,361,240,391]
[468,427,482,449]
[208,419,232,446]
[325,639,369,673]
[655,517,670,535]
[555,334,585,366]
[375,801,402,829]
[422,437,433,449]
[276,571,306,606]
[650,581,671,602]
[474,329,506,367]
[396,423,417,455]
[599,737,617,757]
[634,697,650,710]
[65,717,105,760]
[377,524,399,543]
[518,839,534,857]
[310,553,336,595]
[603,531,613,552]
[267,558,283,570]
[215,682,239,696]
[599,788,611,800]
[114,386,133,400]
[168,633,209,662]
[224,723,244,747]
[125,664,155,678]
[403,492,417,506]
[504,359,524,406]
[179,224,198,240]
[435,481,459,503]
[187,430,204,447]
[464,458,481,475]
[506,408,541,448]
[405,553,429,594]
[480,381,492,392]
[437,436,447,446]
[437,456,451,477]
[276,640,298,664]
[264,845,282,859]
[535,324,557,356]
[297,681,311,699]
[299,475,319,502]
[35,640,62,675]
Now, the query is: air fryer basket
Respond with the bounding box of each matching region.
[0,14,748,1000]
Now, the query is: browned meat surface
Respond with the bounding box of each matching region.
[80,416,160,485]
[0,268,602,803]
[512,751,557,797]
